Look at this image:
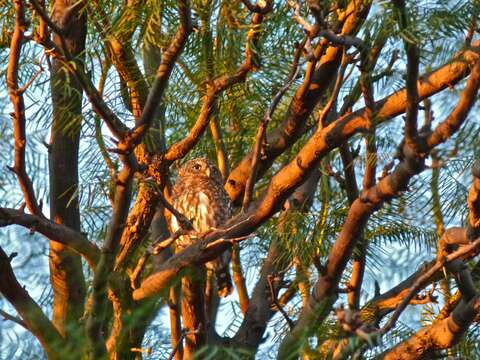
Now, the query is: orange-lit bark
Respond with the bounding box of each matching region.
[7,0,43,217]
[91,0,149,119]
[383,297,480,360]
[277,58,480,359]
[181,273,207,357]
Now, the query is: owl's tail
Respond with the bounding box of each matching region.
[216,269,233,298]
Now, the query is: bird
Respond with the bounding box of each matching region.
[170,157,233,297]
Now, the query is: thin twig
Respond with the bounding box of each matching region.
[317,48,349,128]
[155,187,193,231]
[268,274,294,329]
[17,61,44,94]
[242,44,303,211]
[379,236,480,335]
[0,308,29,330]
[168,327,200,360]
[7,0,43,216]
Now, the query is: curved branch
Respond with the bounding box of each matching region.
[7,0,43,216]
[0,207,99,269]
[118,0,193,154]
[132,46,480,304]
[276,57,480,358]
[225,40,480,204]
[0,247,65,359]
[163,10,269,163]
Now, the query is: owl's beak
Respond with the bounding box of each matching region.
[205,168,210,177]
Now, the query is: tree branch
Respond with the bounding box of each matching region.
[163,9,270,163]
[7,0,43,216]
[132,42,480,306]
[117,0,192,154]
[29,0,128,140]
[276,58,480,358]
[393,0,420,148]
[0,207,99,268]
[0,247,65,359]
[0,308,29,330]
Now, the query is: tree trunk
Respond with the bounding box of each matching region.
[48,0,87,343]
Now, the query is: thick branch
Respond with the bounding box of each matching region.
[86,164,134,358]
[276,57,480,358]
[0,207,99,268]
[226,0,372,203]
[227,42,480,205]
[0,247,65,359]
[132,41,480,306]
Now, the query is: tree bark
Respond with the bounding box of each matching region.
[48,0,87,340]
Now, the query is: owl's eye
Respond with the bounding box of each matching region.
[192,163,202,171]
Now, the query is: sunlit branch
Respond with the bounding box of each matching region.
[393,0,420,149]
[117,0,192,154]
[276,57,480,359]
[164,10,270,163]
[28,0,128,140]
[132,43,480,304]
[7,0,43,216]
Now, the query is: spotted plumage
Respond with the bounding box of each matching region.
[171,158,233,297]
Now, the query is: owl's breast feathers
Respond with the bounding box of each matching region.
[171,177,232,248]
[171,171,234,297]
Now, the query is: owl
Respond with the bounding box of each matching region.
[171,157,233,297]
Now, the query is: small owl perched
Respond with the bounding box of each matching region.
[171,158,233,297]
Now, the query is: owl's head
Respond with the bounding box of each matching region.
[177,158,222,182]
